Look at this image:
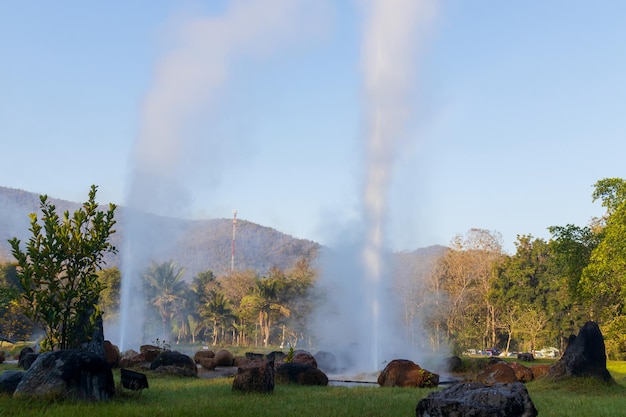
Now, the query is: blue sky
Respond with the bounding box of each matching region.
[1,1,624,254]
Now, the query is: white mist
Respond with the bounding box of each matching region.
[313,0,439,374]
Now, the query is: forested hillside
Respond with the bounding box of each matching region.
[0,186,320,278]
[9,179,625,361]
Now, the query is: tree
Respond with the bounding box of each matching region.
[580,178,626,321]
[282,258,317,348]
[186,270,218,343]
[591,177,626,215]
[201,290,236,345]
[97,267,121,322]
[241,271,291,347]
[491,235,556,350]
[8,185,117,351]
[143,261,187,341]
[434,229,504,351]
[548,224,598,301]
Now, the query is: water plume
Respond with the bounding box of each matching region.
[115,0,328,351]
[314,0,438,373]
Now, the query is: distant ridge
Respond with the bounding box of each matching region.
[0,186,320,278]
[0,186,447,280]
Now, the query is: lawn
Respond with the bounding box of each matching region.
[0,360,625,417]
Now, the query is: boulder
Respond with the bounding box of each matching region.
[14,349,115,401]
[198,357,217,370]
[150,351,197,376]
[530,364,551,379]
[292,352,318,368]
[0,370,24,395]
[508,362,533,383]
[488,357,505,366]
[245,352,264,360]
[377,359,439,388]
[476,362,518,385]
[232,359,274,394]
[445,355,464,373]
[119,350,146,368]
[103,341,120,368]
[314,351,338,373]
[21,353,39,371]
[416,382,538,417]
[214,349,234,366]
[140,345,162,362]
[548,321,612,382]
[275,362,328,386]
[517,353,534,362]
[83,313,106,360]
[0,350,5,364]
[193,350,215,363]
[18,347,34,369]
[266,351,286,363]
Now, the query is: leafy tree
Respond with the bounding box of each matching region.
[547,225,598,349]
[0,299,33,341]
[282,258,317,347]
[97,267,121,321]
[548,224,599,301]
[591,177,626,215]
[434,229,504,351]
[0,262,20,290]
[580,204,626,319]
[186,270,218,343]
[0,261,32,341]
[241,271,291,347]
[8,185,117,351]
[579,178,626,322]
[218,269,258,308]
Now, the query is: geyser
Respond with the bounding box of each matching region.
[313,0,439,373]
[114,0,327,351]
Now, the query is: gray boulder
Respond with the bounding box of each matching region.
[150,350,197,377]
[416,382,537,417]
[0,370,25,395]
[18,347,35,369]
[14,349,114,401]
[314,351,338,373]
[275,362,328,386]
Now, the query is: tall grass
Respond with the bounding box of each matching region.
[0,362,625,417]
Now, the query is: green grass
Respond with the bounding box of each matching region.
[0,361,625,417]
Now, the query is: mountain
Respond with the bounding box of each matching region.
[0,186,447,280]
[0,186,320,279]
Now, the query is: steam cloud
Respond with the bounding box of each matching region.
[113,0,440,370]
[116,0,328,351]
[313,0,439,373]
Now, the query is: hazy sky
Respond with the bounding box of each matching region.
[2,1,624,254]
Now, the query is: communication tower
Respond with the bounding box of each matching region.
[231,209,237,272]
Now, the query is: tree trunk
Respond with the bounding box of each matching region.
[505,326,512,353]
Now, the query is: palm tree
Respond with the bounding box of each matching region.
[143,261,187,341]
[254,277,290,347]
[201,290,236,345]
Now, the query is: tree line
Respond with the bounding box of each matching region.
[401,177,626,360]
[96,258,317,349]
[1,178,625,360]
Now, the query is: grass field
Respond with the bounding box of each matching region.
[1,359,625,416]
